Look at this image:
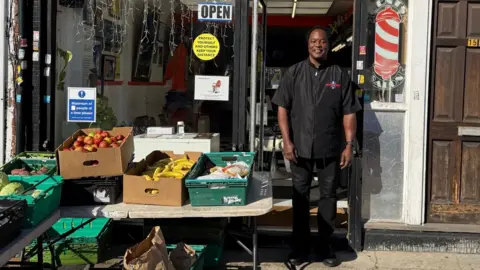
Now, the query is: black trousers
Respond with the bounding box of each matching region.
[290,157,339,254]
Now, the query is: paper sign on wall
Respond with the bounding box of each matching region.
[198,2,233,22]
[67,87,96,122]
[194,75,229,101]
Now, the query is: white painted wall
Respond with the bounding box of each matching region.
[54,0,173,147]
[402,0,433,225]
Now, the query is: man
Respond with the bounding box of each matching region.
[272,26,361,267]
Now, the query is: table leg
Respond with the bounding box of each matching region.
[252,216,258,270]
[37,235,44,269]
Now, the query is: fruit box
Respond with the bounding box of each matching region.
[55,127,134,179]
[123,151,201,206]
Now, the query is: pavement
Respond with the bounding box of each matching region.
[222,248,480,269]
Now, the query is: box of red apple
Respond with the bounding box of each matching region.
[55,127,134,179]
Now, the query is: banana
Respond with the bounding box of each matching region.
[144,175,153,181]
[146,189,159,194]
[173,156,189,163]
[153,176,161,181]
[158,171,184,178]
[153,167,162,177]
[142,170,155,177]
[173,163,193,171]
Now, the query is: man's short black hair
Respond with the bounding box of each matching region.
[305,26,330,44]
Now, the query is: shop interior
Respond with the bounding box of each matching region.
[55,0,355,231]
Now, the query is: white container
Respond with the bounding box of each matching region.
[177,121,185,135]
[133,133,221,162]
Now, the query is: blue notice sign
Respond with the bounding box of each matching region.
[67,87,97,122]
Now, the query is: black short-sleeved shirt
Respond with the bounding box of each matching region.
[272,59,362,159]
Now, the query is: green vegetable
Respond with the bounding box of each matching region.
[0,182,24,196]
[0,172,9,190]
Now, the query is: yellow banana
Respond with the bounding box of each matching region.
[144,175,153,181]
[153,176,161,181]
[158,171,184,178]
[173,164,192,171]
[153,167,162,177]
[173,156,189,163]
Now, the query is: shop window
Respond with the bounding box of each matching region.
[363,0,409,104]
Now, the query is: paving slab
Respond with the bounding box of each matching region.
[223,248,480,269]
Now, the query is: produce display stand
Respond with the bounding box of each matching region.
[0,210,60,267]
[61,172,273,270]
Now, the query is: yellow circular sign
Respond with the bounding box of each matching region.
[193,33,220,61]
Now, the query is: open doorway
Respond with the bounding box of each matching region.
[254,1,355,235]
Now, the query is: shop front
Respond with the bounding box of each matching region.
[4,0,480,255]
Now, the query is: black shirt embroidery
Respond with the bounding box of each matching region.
[272,59,362,159]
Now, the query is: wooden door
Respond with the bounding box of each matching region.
[428,0,480,224]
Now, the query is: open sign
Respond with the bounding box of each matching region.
[198,2,233,22]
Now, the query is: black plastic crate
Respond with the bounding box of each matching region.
[60,176,122,206]
[0,199,27,247]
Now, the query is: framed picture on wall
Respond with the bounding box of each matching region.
[103,55,116,81]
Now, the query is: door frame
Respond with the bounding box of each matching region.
[402,0,433,225]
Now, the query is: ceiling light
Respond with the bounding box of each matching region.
[332,43,346,52]
[291,0,297,18]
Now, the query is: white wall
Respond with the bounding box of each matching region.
[55,0,173,147]
[402,0,433,225]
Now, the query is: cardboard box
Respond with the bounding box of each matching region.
[56,127,134,179]
[123,151,201,206]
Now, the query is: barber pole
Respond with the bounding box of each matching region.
[373,7,400,80]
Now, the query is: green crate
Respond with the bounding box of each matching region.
[166,244,206,270]
[15,151,56,161]
[186,152,255,206]
[0,176,63,228]
[50,218,111,239]
[1,157,57,180]
[28,218,112,266]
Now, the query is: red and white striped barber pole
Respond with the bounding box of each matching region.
[373,7,401,80]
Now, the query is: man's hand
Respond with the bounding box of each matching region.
[340,145,353,169]
[283,141,297,163]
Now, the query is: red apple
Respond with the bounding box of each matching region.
[111,142,120,147]
[95,130,102,135]
[92,144,99,149]
[84,136,94,145]
[84,145,94,152]
[93,137,103,145]
[103,137,112,144]
[101,131,110,138]
[76,135,85,142]
[117,140,123,145]
[73,141,84,147]
[115,135,125,141]
[99,141,109,148]
[110,136,117,142]
[63,147,71,151]
[70,146,76,151]
[74,146,84,151]
[88,132,95,137]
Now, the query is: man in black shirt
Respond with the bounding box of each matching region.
[272,27,361,267]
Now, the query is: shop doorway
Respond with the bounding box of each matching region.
[249,0,364,251]
[427,0,480,224]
